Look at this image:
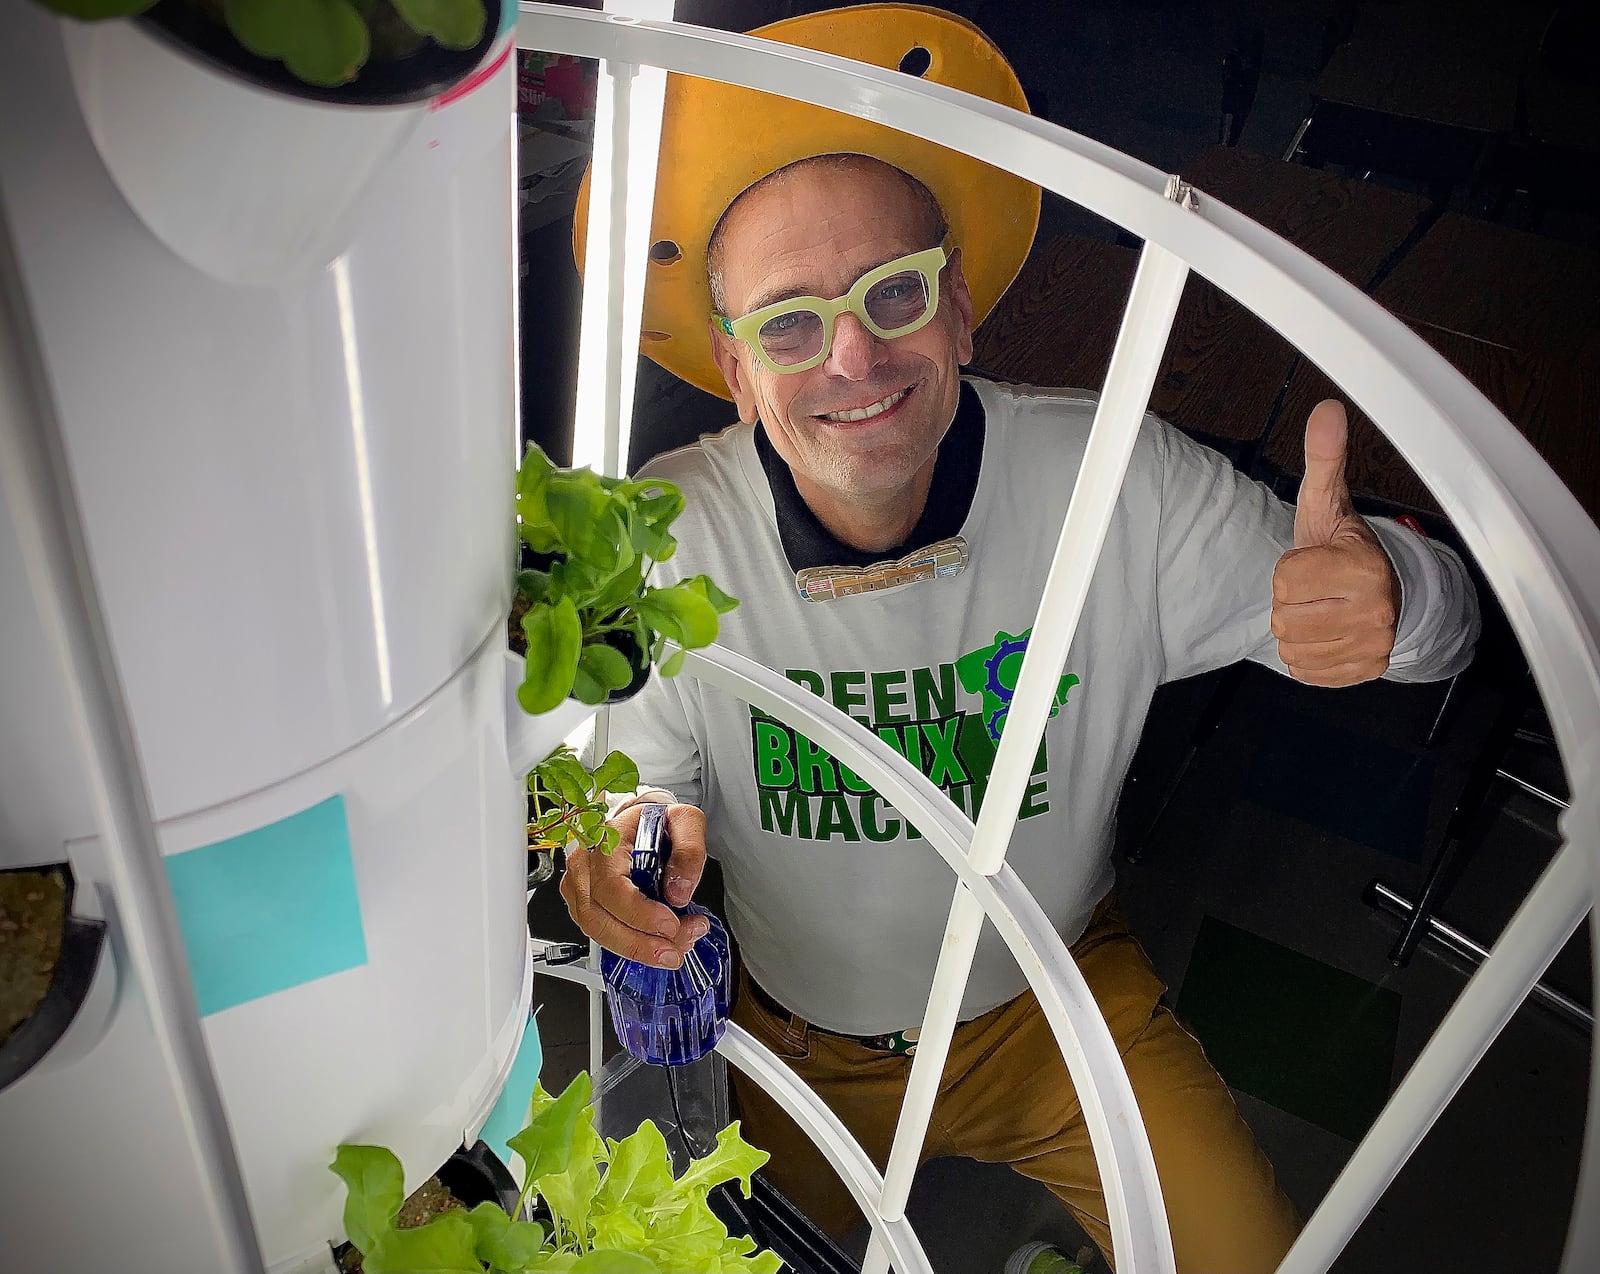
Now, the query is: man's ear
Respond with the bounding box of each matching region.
[946,247,975,366]
[709,318,760,424]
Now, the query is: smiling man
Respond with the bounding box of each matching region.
[559,7,1480,1271]
[707,157,968,555]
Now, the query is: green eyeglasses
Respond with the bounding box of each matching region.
[715,245,952,375]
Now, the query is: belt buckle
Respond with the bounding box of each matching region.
[856,1028,918,1057]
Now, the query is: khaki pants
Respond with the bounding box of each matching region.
[729,899,1301,1273]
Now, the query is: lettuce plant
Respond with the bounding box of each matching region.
[515,444,737,716]
[331,1071,782,1273]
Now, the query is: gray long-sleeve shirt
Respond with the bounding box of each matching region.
[608,378,1480,1034]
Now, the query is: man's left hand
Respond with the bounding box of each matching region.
[1271,399,1401,686]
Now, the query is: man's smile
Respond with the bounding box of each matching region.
[817,386,912,424]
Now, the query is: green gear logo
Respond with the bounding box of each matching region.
[954,629,1080,744]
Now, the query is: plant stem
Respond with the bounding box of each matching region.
[527,812,572,843]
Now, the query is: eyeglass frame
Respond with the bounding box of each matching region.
[713,244,954,375]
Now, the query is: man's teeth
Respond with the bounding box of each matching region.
[821,389,907,423]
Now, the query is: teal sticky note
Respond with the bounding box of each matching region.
[479,1012,544,1172]
[165,795,367,1016]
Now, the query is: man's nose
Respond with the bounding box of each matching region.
[823,311,887,380]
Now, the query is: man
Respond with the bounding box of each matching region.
[561,8,1480,1271]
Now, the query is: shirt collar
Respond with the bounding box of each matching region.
[754,379,985,573]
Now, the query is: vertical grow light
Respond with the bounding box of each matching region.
[566,0,675,1088]
[570,1,673,479]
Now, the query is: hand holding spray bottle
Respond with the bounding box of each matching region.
[599,804,731,1066]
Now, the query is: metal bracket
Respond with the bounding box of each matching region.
[1163,174,1199,212]
[530,939,589,967]
[529,938,604,991]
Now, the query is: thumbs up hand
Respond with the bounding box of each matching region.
[1271,400,1402,686]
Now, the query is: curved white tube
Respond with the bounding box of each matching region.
[683,645,1176,1274]
[0,201,265,1270]
[717,1023,934,1274]
[1276,830,1592,1273]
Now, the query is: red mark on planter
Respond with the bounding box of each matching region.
[432,42,513,111]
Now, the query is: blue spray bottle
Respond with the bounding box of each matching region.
[599,804,731,1066]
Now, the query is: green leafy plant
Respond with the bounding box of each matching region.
[514,443,737,716]
[331,1071,783,1273]
[526,745,637,858]
[33,0,487,88]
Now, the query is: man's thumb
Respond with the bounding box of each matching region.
[1294,399,1353,548]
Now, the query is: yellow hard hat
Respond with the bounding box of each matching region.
[573,4,1041,400]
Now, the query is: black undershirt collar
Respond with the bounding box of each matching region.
[754,379,985,573]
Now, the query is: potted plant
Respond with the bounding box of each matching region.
[0,865,107,1093]
[512,443,738,717]
[331,1070,782,1273]
[33,0,498,99]
[27,0,514,285]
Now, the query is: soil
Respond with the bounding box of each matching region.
[0,869,66,1048]
[334,1175,466,1274]
[508,595,531,656]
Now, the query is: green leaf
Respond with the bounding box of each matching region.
[363,1212,482,1274]
[33,0,157,18]
[719,1232,760,1259]
[571,663,608,706]
[522,1256,579,1272]
[224,0,369,87]
[328,1144,404,1255]
[683,574,740,616]
[589,750,639,796]
[593,1120,675,1214]
[516,445,558,550]
[536,1150,603,1248]
[631,518,677,564]
[569,1252,659,1272]
[663,1121,770,1203]
[467,1202,550,1271]
[464,1199,509,1246]
[519,520,561,554]
[636,585,720,650]
[573,809,606,845]
[632,483,685,527]
[579,642,635,693]
[599,505,637,574]
[547,559,583,608]
[587,560,647,619]
[537,753,593,807]
[658,648,687,679]
[528,743,575,785]
[734,1249,785,1274]
[518,442,556,494]
[588,1205,649,1253]
[518,596,582,715]
[390,0,485,49]
[517,569,552,605]
[509,1074,594,1186]
[545,474,611,566]
[639,1193,729,1271]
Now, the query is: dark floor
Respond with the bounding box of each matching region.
[519,2,1595,1270]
